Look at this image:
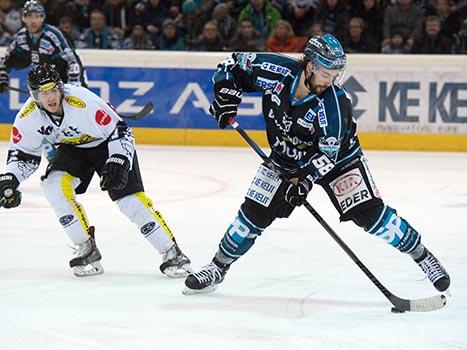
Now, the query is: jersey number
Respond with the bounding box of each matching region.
[312,155,334,176]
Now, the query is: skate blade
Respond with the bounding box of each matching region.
[182,284,218,295]
[72,261,104,277]
[163,264,193,278]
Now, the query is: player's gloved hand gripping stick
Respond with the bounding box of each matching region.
[227,117,447,313]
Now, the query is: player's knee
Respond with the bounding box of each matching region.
[350,203,385,231]
[42,171,79,205]
[116,193,139,219]
[116,192,153,223]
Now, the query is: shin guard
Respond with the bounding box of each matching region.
[218,209,264,262]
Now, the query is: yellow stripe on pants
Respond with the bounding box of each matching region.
[61,173,90,236]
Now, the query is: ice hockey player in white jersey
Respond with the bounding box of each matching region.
[0,64,192,278]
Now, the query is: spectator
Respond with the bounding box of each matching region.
[285,0,316,36]
[453,18,467,54]
[381,28,410,53]
[266,19,306,52]
[225,0,249,18]
[238,0,282,37]
[79,8,121,49]
[211,3,236,43]
[66,0,102,33]
[175,0,205,48]
[229,18,266,51]
[157,18,186,50]
[411,15,454,53]
[193,20,225,51]
[426,0,463,40]
[122,21,155,49]
[135,0,170,41]
[102,0,134,39]
[352,0,384,45]
[306,22,324,37]
[343,16,379,52]
[0,0,22,37]
[382,0,424,50]
[313,0,349,41]
[58,16,82,48]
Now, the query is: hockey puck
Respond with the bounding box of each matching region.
[391,307,406,313]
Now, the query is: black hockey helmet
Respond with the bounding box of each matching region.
[303,34,346,84]
[303,34,346,70]
[28,64,64,102]
[22,0,46,17]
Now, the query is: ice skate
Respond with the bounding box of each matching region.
[414,247,450,292]
[160,244,192,278]
[183,261,229,295]
[69,226,103,277]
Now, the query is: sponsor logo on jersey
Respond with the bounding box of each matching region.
[319,136,340,160]
[19,101,37,119]
[60,134,98,145]
[95,109,112,126]
[273,82,284,94]
[65,96,86,108]
[317,100,328,127]
[304,108,316,123]
[273,136,306,161]
[261,62,291,76]
[297,118,315,132]
[256,77,276,90]
[17,35,27,45]
[12,126,22,144]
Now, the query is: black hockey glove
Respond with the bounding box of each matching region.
[0,173,22,209]
[100,154,131,191]
[0,69,9,93]
[284,175,313,207]
[209,80,242,129]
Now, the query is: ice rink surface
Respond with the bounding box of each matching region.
[1,142,466,350]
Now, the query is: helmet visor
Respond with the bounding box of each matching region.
[313,54,346,85]
[315,53,346,70]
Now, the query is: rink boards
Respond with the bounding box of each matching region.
[0,50,466,151]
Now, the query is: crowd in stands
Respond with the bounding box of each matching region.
[1,0,466,53]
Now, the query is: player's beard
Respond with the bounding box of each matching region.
[304,69,315,94]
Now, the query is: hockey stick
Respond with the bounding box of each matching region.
[5,86,153,121]
[118,101,154,120]
[227,117,446,312]
[5,86,28,94]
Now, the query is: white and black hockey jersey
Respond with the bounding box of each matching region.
[6,85,135,184]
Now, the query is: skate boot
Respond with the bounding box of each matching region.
[159,244,192,278]
[414,247,450,292]
[69,226,104,277]
[183,260,229,295]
